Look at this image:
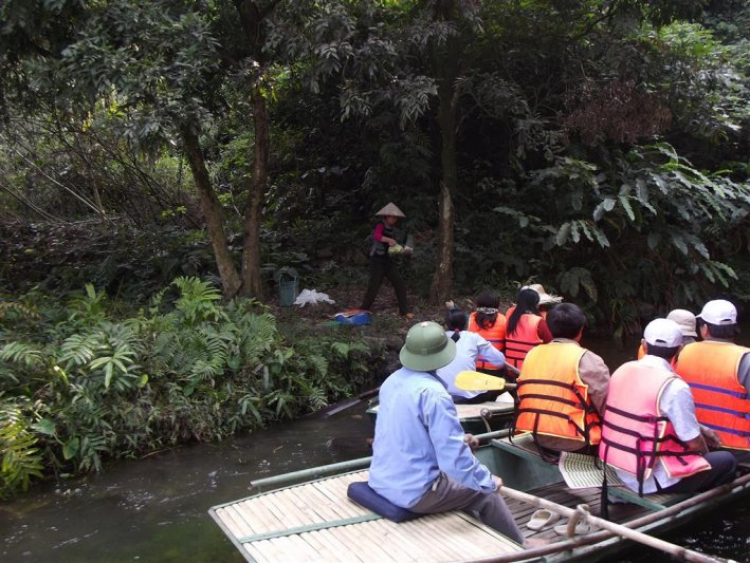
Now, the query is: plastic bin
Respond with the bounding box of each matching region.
[277,268,299,307]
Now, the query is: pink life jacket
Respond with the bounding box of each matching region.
[599,361,710,495]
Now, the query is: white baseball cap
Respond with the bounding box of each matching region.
[643,318,683,348]
[697,300,737,326]
[666,309,698,338]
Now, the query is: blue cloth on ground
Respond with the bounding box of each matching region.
[347,481,420,523]
[334,310,372,326]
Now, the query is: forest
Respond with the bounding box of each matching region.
[1,0,749,495]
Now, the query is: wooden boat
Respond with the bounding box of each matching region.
[366,400,515,434]
[209,429,750,562]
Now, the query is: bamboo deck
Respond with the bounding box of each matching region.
[212,470,523,562]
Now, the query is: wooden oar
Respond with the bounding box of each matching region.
[321,386,380,417]
[499,485,731,563]
[455,370,517,392]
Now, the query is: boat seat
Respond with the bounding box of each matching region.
[347,481,421,522]
[490,432,557,467]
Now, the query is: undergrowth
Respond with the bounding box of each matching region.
[0,277,384,497]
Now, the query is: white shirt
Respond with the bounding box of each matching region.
[615,355,701,494]
[437,331,506,400]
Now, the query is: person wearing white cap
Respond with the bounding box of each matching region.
[635,309,698,362]
[675,300,750,463]
[369,322,523,543]
[360,202,413,318]
[600,319,737,495]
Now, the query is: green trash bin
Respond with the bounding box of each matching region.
[276,268,299,307]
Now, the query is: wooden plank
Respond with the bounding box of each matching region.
[320,526,367,562]
[222,505,255,538]
[306,528,358,563]
[368,519,423,562]
[215,507,246,540]
[240,496,283,535]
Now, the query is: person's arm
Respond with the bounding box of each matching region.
[474,334,506,367]
[737,353,750,396]
[577,351,610,416]
[537,319,553,343]
[660,379,706,452]
[420,390,496,492]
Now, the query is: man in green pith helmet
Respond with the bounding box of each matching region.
[360,202,413,318]
[369,321,524,543]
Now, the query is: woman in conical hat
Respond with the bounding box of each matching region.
[360,202,412,318]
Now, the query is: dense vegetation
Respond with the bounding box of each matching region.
[1,0,749,493]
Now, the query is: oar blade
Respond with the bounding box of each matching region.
[455,371,507,391]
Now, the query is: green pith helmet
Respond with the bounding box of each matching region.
[399,321,456,372]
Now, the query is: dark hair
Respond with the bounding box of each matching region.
[546,303,587,339]
[507,289,540,336]
[645,343,681,361]
[475,291,500,330]
[445,308,468,332]
[699,319,740,340]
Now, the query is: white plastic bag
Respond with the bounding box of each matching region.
[294,289,335,307]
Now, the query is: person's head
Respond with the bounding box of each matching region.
[546,303,587,340]
[375,202,405,227]
[642,318,683,362]
[696,300,740,341]
[475,291,500,329]
[444,307,469,332]
[507,288,540,335]
[399,321,457,372]
[666,309,697,339]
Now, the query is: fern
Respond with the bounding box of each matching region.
[0,407,44,496]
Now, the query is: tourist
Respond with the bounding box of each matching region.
[637,308,698,360]
[506,284,563,320]
[466,291,507,376]
[514,303,609,454]
[439,306,508,403]
[505,288,552,370]
[360,202,413,318]
[600,319,737,495]
[675,300,750,464]
[369,321,524,543]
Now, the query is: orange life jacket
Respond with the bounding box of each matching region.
[675,341,750,451]
[467,312,506,371]
[505,314,542,370]
[515,342,602,446]
[599,361,710,495]
[507,305,547,320]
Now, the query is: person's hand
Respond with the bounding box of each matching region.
[464,433,480,450]
[445,300,455,310]
[403,245,413,254]
[701,426,722,449]
[492,475,504,490]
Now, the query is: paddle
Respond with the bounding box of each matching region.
[498,485,730,563]
[321,386,380,417]
[455,370,517,392]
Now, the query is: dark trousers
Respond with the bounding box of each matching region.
[409,472,524,544]
[454,390,503,404]
[360,257,408,315]
[662,451,737,493]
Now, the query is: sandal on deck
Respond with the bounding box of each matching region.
[526,509,561,531]
[553,521,596,537]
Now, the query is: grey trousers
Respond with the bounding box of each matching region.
[726,448,750,465]
[409,472,524,544]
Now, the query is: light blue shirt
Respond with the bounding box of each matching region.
[368,367,497,508]
[615,355,701,494]
[437,331,506,400]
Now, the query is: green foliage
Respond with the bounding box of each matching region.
[0,277,382,494]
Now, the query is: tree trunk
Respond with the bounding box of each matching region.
[181,123,241,298]
[240,85,268,298]
[430,81,459,303]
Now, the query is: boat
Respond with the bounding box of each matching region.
[209,429,750,562]
[366,399,515,434]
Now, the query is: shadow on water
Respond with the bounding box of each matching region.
[1,334,749,561]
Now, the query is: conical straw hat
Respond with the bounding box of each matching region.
[375,202,406,218]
